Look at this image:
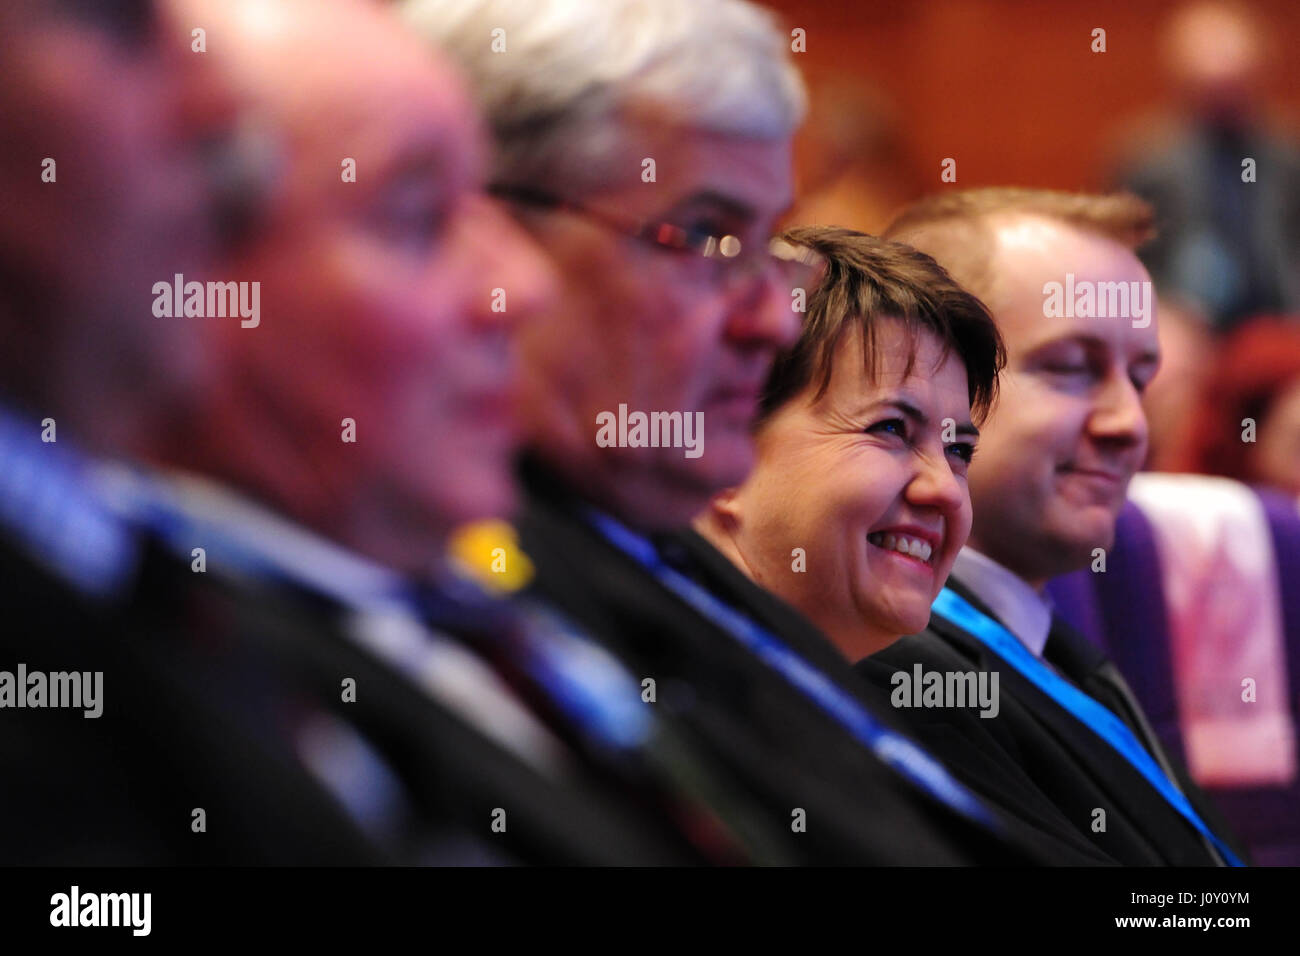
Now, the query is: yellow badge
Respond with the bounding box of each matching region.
[447,520,535,593]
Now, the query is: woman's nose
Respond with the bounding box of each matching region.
[906,450,965,514]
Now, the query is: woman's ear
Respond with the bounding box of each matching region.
[694,487,759,581]
[710,486,743,527]
[691,486,742,542]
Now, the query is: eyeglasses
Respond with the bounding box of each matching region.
[489,183,823,295]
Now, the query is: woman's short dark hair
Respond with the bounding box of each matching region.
[758,225,1006,426]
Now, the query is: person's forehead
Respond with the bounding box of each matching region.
[824,321,967,406]
[209,1,463,120]
[989,216,1157,351]
[590,110,795,215]
[992,213,1143,273]
[336,77,481,183]
[224,3,480,191]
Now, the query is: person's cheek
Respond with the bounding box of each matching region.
[937,496,972,594]
[372,294,445,403]
[847,503,873,609]
[957,496,974,556]
[655,287,714,375]
[1048,390,1091,456]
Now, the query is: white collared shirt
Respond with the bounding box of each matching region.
[951,546,1053,659]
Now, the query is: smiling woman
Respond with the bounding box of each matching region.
[694,226,1005,661]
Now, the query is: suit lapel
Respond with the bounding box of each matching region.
[660,529,857,680]
[670,531,1126,864]
[1044,616,1143,732]
[933,575,1221,864]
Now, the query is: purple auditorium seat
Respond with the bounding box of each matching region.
[1048,490,1300,865]
[1204,490,1300,866]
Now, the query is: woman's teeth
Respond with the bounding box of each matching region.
[867,532,933,564]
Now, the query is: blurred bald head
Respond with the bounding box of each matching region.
[176,0,478,171]
[1162,2,1266,126]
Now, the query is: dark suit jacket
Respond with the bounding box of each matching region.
[0,501,700,866]
[665,529,1116,866]
[0,527,379,864]
[516,461,1053,864]
[867,575,1246,865]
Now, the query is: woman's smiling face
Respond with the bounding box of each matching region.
[716,318,978,660]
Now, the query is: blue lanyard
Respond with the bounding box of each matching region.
[585,512,1000,830]
[422,578,654,754]
[0,407,138,599]
[933,587,1244,866]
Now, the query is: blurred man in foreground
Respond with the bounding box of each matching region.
[157,0,726,864]
[0,0,376,863]
[0,0,228,456]
[0,0,694,865]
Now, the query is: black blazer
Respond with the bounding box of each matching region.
[666,529,1116,866]
[867,575,1246,865]
[0,528,378,864]
[0,513,699,865]
[515,461,1052,864]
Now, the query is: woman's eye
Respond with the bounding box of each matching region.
[867,418,908,440]
[947,442,976,464]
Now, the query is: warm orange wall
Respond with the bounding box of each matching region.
[764,0,1299,198]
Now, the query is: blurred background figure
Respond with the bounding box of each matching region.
[1112,2,1300,332]
[1169,318,1300,494]
[789,80,923,233]
[765,1,1299,249]
[1136,296,1214,473]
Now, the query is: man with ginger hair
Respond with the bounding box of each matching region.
[866,188,1246,865]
